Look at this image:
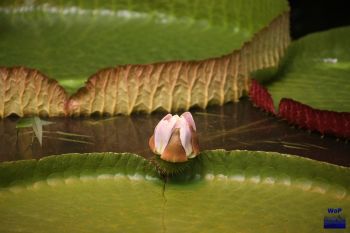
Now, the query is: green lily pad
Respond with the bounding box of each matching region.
[1,150,349,232]
[0,0,288,94]
[266,27,350,112]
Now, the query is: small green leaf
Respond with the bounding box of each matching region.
[15,118,33,129]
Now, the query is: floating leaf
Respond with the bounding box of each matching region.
[278,98,350,138]
[0,0,290,117]
[267,27,350,112]
[249,79,275,114]
[250,80,350,138]
[67,12,290,116]
[0,67,67,118]
[249,28,350,138]
[0,150,349,232]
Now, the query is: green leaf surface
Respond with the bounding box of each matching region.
[15,118,34,129]
[267,27,350,112]
[0,150,349,232]
[0,0,288,94]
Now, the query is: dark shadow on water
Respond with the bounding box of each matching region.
[0,98,349,166]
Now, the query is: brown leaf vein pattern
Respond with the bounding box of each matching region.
[0,12,290,117]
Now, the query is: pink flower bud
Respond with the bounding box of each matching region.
[149,112,200,163]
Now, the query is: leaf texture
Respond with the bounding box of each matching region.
[249,79,275,114]
[278,98,350,138]
[0,152,158,188]
[0,67,67,117]
[1,150,349,193]
[267,27,350,112]
[0,150,348,233]
[0,6,290,117]
[249,80,350,139]
[68,13,290,116]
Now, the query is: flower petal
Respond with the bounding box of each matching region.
[161,128,187,163]
[148,134,156,153]
[181,112,197,131]
[154,114,178,154]
[178,117,193,156]
[188,126,200,158]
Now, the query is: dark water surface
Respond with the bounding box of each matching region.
[0,98,349,166]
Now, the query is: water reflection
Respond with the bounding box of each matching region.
[1,98,349,166]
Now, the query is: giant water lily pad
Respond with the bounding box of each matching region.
[0,0,290,117]
[0,0,288,93]
[266,27,350,112]
[0,151,349,232]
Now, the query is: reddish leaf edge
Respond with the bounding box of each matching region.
[249,79,350,139]
[249,79,275,114]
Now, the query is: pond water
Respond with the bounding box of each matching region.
[0,98,349,166]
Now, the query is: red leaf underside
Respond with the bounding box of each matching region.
[249,79,350,139]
